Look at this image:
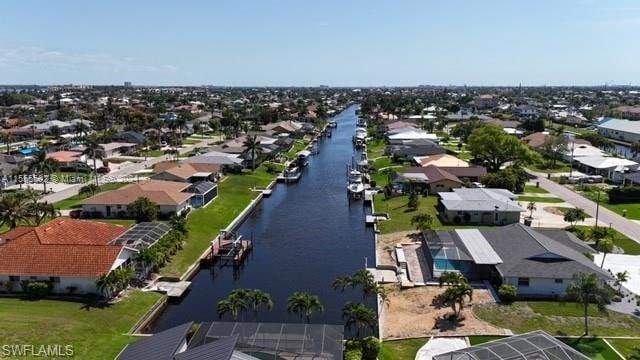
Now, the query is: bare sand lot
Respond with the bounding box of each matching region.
[382,284,509,339]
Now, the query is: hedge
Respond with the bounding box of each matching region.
[608,186,640,204]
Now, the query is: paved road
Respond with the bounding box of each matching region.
[41,138,216,203]
[527,169,640,242]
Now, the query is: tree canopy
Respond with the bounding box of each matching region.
[467,125,537,172]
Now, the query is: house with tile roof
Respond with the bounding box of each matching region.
[151,162,220,208]
[80,180,193,218]
[0,218,133,295]
[390,165,464,194]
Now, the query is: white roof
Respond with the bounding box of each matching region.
[565,143,606,158]
[597,117,640,134]
[388,130,438,141]
[456,229,503,265]
[297,150,311,157]
[575,156,639,170]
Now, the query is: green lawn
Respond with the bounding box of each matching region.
[54,182,129,210]
[141,149,165,157]
[569,225,640,255]
[379,338,428,360]
[159,167,276,277]
[374,195,443,234]
[606,339,640,359]
[518,195,565,203]
[467,335,506,345]
[528,161,572,173]
[285,139,311,159]
[474,302,640,337]
[577,187,640,220]
[0,290,162,360]
[527,301,607,317]
[561,338,622,360]
[366,138,386,158]
[524,184,549,194]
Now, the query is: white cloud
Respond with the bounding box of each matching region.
[0,47,177,74]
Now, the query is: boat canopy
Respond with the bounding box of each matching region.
[296,150,311,157]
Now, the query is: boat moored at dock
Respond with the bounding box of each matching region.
[296,150,311,167]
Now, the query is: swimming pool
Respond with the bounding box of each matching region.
[434,258,472,272]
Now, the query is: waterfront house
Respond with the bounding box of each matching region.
[390,166,463,194]
[437,188,524,225]
[185,150,245,172]
[385,139,446,160]
[81,180,193,218]
[152,162,220,207]
[597,117,640,143]
[423,224,610,297]
[387,129,438,144]
[117,321,344,360]
[405,165,487,182]
[0,218,132,295]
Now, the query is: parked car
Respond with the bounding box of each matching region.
[97,166,111,174]
[69,209,82,219]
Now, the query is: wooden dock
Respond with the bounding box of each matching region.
[210,237,252,265]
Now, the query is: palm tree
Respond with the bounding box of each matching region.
[563,272,610,335]
[28,151,58,194]
[217,293,248,321]
[287,292,323,323]
[169,214,188,236]
[11,163,27,190]
[0,194,30,229]
[342,302,377,338]
[2,132,13,154]
[615,271,629,294]
[133,248,161,272]
[81,135,103,186]
[440,281,474,319]
[333,276,353,292]
[596,237,614,268]
[527,202,536,219]
[243,135,262,171]
[247,289,273,318]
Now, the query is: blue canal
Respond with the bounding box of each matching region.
[151,105,377,331]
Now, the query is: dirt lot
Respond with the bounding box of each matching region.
[382,284,509,339]
[377,231,420,266]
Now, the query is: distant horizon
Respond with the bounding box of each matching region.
[2,0,640,86]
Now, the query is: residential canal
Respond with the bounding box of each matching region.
[151,105,377,331]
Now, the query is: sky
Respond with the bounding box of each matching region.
[1,0,640,87]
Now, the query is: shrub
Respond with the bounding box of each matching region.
[498,284,517,303]
[344,347,362,360]
[25,281,50,299]
[360,336,380,360]
[608,186,640,204]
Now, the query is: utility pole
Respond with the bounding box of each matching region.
[595,190,601,228]
[569,141,575,178]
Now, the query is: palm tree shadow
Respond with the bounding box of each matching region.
[433,314,466,332]
[80,298,112,311]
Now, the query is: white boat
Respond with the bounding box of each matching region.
[347,169,365,198]
[283,162,301,182]
[327,120,338,128]
[296,150,311,167]
[357,118,367,127]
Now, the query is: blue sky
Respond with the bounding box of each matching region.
[1,0,639,86]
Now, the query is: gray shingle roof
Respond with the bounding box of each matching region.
[118,322,193,360]
[175,334,238,360]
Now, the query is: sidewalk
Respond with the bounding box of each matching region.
[527,169,640,242]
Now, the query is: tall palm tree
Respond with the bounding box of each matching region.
[169,214,188,236]
[11,163,27,190]
[333,276,353,292]
[217,293,248,321]
[563,273,610,335]
[247,289,273,318]
[243,135,262,171]
[615,271,629,294]
[28,151,58,194]
[596,237,615,268]
[527,202,537,219]
[0,194,30,229]
[2,132,13,154]
[287,292,323,323]
[81,135,103,186]
[342,302,377,338]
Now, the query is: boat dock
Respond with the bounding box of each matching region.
[209,235,253,265]
[153,281,192,298]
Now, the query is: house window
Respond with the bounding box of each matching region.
[30,276,37,280]
[117,205,122,210]
[518,278,530,287]
[554,278,563,284]
[9,276,19,282]
[50,277,60,283]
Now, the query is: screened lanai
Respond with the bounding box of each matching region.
[433,331,589,360]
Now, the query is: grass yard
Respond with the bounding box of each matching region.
[467,335,506,345]
[561,338,622,360]
[474,302,640,337]
[366,138,386,158]
[606,339,640,359]
[518,195,565,203]
[379,338,429,360]
[160,166,276,277]
[528,161,572,174]
[54,182,129,210]
[141,149,165,157]
[524,184,549,194]
[569,225,640,255]
[373,195,443,234]
[527,301,607,317]
[0,290,162,360]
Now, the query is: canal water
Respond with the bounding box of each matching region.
[152,105,377,331]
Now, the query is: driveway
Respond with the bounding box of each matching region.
[527,169,640,242]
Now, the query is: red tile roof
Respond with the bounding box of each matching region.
[0,218,128,277]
